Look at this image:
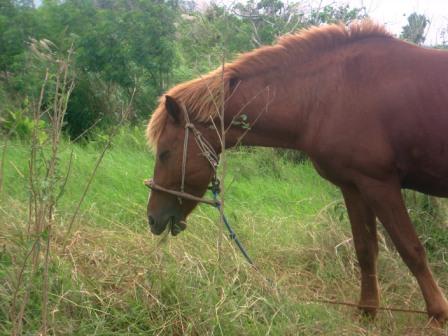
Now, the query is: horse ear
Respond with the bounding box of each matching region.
[165,95,181,124]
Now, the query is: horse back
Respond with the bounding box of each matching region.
[308,40,448,196]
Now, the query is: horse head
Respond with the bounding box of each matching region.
[146,95,218,236]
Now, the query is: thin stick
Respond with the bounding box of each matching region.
[13,68,50,335]
[41,46,75,335]
[56,148,74,202]
[67,117,102,144]
[41,225,51,335]
[224,86,270,134]
[217,53,226,264]
[9,239,39,336]
[234,86,274,147]
[296,297,427,315]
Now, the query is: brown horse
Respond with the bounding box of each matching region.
[146,21,448,324]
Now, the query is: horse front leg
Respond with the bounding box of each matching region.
[357,177,448,326]
[341,186,379,318]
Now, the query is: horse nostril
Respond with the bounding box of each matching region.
[148,215,155,227]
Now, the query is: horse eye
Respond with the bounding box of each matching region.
[158,150,170,161]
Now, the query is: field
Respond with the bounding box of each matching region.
[1,127,448,335]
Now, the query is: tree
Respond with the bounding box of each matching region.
[437,25,448,49]
[232,0,305,46]
[0,0,40,79]
[400,12,429,45]
[232,2,367,47]
[38,0,178,136]
[309,4,367,25]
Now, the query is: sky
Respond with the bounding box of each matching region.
[330,0,448,45]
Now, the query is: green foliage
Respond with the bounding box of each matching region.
[400,12,429,45]
[64,74,102,139]
[0,0,40,74]
[232,0,303,46]
[3,107,33,137]
[1,0,178,138]
[309,4,367,25]
[0,0,371,138]
[39,0,177,124]
[69,0,176,93]
[175,5,253,74]
[0,100,47,141]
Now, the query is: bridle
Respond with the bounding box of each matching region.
[144,102,221,206]
[144,103,255,265]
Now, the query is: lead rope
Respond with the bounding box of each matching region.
[209,178,255,267]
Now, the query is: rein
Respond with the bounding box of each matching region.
[145,103,255,266]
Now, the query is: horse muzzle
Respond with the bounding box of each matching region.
[148,214,187,236]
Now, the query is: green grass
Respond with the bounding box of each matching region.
[1,128,448,335]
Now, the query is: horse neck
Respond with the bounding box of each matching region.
[221,72,322,151]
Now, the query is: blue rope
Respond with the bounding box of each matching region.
[212,189,255,266]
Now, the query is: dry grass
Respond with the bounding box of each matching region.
[1,125,448,335]
[2,166,448,335]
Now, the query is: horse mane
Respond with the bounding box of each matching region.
[147,20,392,148]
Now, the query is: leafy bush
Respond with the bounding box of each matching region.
[1,103,46,140]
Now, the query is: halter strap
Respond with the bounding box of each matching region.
[144,178,219,206]
[161,102,220,205]
[145,108,255,266]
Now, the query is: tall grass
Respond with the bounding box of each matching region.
[1,128,448,334]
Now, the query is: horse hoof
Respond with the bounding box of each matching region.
[427,300,448,328]
[359,308,377,320]
[358,301,378,320]
[427,314,448,329]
